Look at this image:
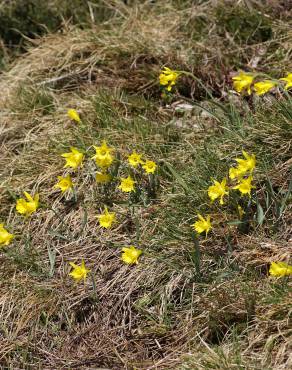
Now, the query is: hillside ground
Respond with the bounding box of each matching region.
[0,1,291,369]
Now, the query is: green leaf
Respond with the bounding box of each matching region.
[47,246,56,278]
[227,220,244,225]
[257,203,265,225]
[163,161,190,193]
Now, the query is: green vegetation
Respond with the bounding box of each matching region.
[0,0,291,368]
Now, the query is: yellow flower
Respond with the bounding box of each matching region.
[280,73,292,90]
[118,176,136,193]
[121,246,142,265]
[229,166,246,180]
[61,147,84,169]
[237,205,245,219]
[128,151,143,168]
[142,160,157,174]
[254,80,276,96]
[232,72,254,95]
[159,67,179,91]
[233,176,255,197]
[96,171,111,184]
[97,207,116,229]
[93,141,113,157]
[92,141,114,169]
[67,109,81,123]
[235,151,256,174]
[269,262,292,277]
[95,154,114,168]
[192,214,212,235]
[0,224,14,246]
[208,178,229,205]
[54,175,73,193]
[69,260,90,282]
[16,192,39,216]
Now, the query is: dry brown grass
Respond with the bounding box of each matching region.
[0,1,291,369]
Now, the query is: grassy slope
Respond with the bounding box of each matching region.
[0,1,291,369]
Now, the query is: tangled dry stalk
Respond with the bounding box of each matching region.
[0,1,291,369]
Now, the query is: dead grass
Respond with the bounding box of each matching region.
[0,1,291,369]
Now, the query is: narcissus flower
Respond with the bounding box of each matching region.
[142,160,157,174]
[16,192,39,216]
[69,260,90,282]
[159,67,179,92]
[97,207,116,229]
[192,214,212,235]
[229,166,246,180]
[118,176,135,193]
[67,109,81,123]
[280,73,292,90]
[92,141,114,169]
[237,205,245,219]
[235,151,256,174]
[269,262,292,277]
[54,175,73,193]
[93,141,113,157]
[96,171,111,184]
[233,176,255,197]
[61,147,84,169]
[0,224,14,246]
[95,154,114,168]
[254,80,276,96]
[232,72,254,95]
[128,151,143,168]
[208,178,228,205]
[121,246,142,265]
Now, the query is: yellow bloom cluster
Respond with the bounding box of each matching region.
[229,151,256,197]
[192,150,256,237]
[232,71,292,96]
[59,143,154,275]
[57,142,155,280]
[159,67,180,92]
[269,262,292,277]
[67,109,81,123]
[2,135,155,280]
[0,224,14,247]
[69,245,143,282]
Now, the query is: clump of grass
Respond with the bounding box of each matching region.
[0,1,291,369]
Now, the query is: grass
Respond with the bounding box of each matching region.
[0,0,291,369]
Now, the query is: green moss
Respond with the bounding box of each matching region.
[13,85,55,114]
[215,5,272,44]
[0,0,114,52]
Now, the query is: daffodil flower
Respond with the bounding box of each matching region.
[208,178,229,205]
[121,246,142,265]
[67,109,81,123]
[97,207,116,229]
[142,160,157,174]
[54,175,73,193]
[232,72,254,95]
[237,205,245,219]
[61,147,84,169]
[16,192,39,216]
[254,80,276,96]
[0,224,14,246]
[95,171,111,184]
[92,141,114,169]
[279,73,292,90]
[128,151,143,168]
[233,176,255,197]
[159,67,179,92]
[192,214,212,235]
[69,260,90,282]
[269,262,292,277]
[118,176,136,193]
